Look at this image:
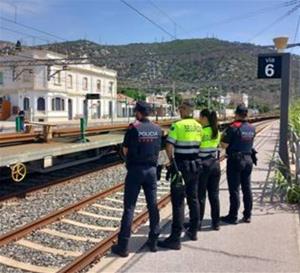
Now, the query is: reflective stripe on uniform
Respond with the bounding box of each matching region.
[175,148,200,154]
[199,147,218,152]
[166,136,176,144]
[167,118,202,155]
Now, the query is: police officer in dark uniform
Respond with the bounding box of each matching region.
[111,101,162,257]
[221,104,256,224]
[158,100,202,250]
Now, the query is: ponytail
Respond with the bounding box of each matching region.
[200,109,219,139]
[209,110,218,139]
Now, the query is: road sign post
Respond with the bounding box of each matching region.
[258,53,291,167]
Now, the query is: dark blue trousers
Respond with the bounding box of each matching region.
[198,157,221,225]
[227,155,253,219]
[118,165,160,242]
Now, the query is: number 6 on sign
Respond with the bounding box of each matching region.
[265,64,275,77]
[257,55,282,79]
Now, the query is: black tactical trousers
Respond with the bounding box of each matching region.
[118,165,160,242]
[226,155,253,219]
[198,157,221,225]
[170,160,200,239]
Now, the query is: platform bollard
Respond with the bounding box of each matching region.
[80,117,87,143]
[15,116,21,132]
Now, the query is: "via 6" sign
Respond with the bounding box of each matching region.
[257,55,282,79]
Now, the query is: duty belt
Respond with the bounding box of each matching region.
[198,150,219,159]
[227,151,252,158]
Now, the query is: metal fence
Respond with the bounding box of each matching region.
[289,128,300,184]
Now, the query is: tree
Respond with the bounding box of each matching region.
[166,91,182,107]
[195,87,222,110]
[120,88,146,101]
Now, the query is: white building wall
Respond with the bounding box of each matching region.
[0,49,117,122]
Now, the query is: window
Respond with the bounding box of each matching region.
[51,97,65,111]
[0,72,3,85]
[97,80,101,91]
[54,71,61,85]
[37,97,45,111]
[109,81,114,93]
[67,75,73,89]
[23,97,30,111]
[83,77,88,90]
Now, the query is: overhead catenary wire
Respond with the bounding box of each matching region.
[0,15,67,42]
[293,14,300,43]
[248,3,300,42]
[120,0,176,40]
[147,0,193,38]
[0,26,50,43]
[199,0,300,30]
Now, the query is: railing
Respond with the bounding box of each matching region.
[289,128,300,184]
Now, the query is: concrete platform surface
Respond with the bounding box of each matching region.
[0,133,124,166]
[92,121,300,273]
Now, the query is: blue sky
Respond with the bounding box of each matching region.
[0,0,299,51]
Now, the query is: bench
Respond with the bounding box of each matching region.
[27,122,57,142]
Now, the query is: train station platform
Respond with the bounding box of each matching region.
[0,132,124,167]
[91,121,300,273]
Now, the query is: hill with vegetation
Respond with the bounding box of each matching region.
[3,38,300,109]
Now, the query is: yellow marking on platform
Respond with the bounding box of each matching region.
[61,219,116,231]
[0,255,59,273]
[16,239,82,257]
[77,210,121,221]
[40,228,101,243]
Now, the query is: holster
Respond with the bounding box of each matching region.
[251,148,258,166]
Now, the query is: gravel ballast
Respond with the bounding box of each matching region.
[0,164,126,235]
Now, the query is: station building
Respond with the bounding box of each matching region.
[0,49,117,122]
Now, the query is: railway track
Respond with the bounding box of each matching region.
[0,174,171,273]
[0,120,273,273]
[0,115,277,147]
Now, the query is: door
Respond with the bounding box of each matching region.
[109,101,112,118]
[68,99,73,120]
[97,101,101,119]
[23,97,30,111]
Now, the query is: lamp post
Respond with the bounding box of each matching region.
[258,37,290,166]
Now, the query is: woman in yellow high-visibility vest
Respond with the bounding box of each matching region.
[196,109,221,230]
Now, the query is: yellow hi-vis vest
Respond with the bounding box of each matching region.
[166,118,202,156]
[199,125,220,158]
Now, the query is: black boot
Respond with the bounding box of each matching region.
[212,221,220,231]
[185,229,197,241]
[220,215,238,225]
[111,238,129,257]
[157,236,181,250]
[146,238,158,252]
[183,221,202,231]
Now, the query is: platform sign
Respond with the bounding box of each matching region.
[257,55,282,79]
[86,93,100,100]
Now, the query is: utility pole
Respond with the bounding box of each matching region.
[172,81,176,116]
[208,88,211,109]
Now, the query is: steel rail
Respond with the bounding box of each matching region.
[0,115,278,146]
[0,183,124,246]
[0,120,273,273]
[58,194,171,273]
[57,120,272,273]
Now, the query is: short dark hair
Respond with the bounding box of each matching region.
[134,101,151,116]
[235,104,248,117]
